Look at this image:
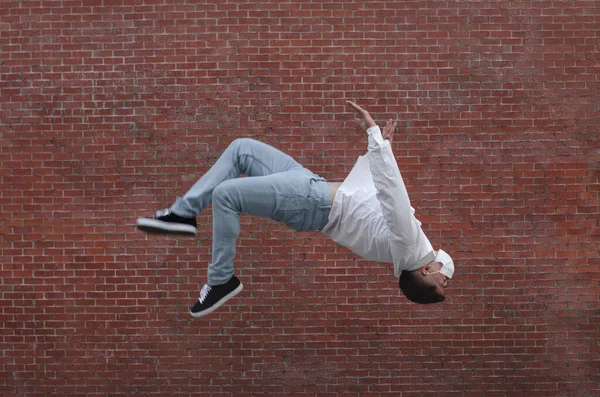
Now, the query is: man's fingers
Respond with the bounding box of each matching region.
[387,119,397,131]
[382,119,398,141]
[383,119,394,133]
[346,100,367,114]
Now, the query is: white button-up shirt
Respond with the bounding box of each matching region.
[321,126,435,277]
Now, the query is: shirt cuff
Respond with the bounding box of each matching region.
[367,125,387,149]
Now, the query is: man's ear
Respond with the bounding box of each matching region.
[420,265,430,276]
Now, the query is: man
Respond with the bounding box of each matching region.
[137,101,454,318]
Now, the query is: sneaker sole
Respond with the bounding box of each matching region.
[189,282,244,318]
[136,218,197,235]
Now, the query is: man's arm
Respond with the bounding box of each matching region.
[347,101,419,246]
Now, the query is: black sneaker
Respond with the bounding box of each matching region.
[189,276,243,318]
[136,209,197,235]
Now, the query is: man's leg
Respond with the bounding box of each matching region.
[171,138,304,217]
[136,138,304,234]
[207,169,325,284]
[189,168,332,318]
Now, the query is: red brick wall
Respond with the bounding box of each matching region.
[1,1,598,396]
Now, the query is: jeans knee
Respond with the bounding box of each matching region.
[212,182,236,208]
[229,137,255,151]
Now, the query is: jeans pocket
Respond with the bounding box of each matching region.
[316,205,331,231]
[279,208,308,232]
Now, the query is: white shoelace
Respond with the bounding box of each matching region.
[199,284,212,304]
[155,208,170,218]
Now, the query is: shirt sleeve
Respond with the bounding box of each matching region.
[366,125,419,246]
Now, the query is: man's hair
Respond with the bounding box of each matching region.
[399,270,445,304]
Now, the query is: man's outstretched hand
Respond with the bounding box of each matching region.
[347,101,376,130]
[347,100,397,143]
[382,118,397,143]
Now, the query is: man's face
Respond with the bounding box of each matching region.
[422,261,449,298]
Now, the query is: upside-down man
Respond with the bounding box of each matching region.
[137,101,455,318]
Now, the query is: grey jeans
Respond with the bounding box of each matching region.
[170,138,332,285]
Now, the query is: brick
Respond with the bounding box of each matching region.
[0,1,598,396]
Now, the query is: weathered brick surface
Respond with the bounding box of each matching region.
[1,1,598,396]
